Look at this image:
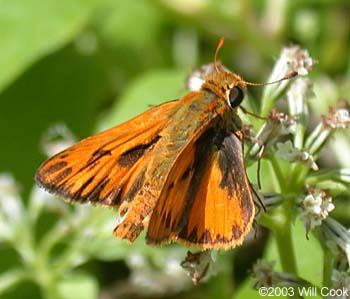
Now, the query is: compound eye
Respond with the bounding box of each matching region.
[228,86,244,108]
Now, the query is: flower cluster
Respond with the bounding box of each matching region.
[276,141,318,170]
[322,100,350,129]
[297,189,335,234]
[261,45,316,116]
[248,109,297,159]
[251,260,310,289]
[245,45,350,292]
[185,46,350,290]
[332,269,350,297]
[180,250,213,285]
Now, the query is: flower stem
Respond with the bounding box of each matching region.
[322,247,334,288]
[269,155,287,193]
[260,156,298,275]
[259,203,298,275]
[274,211,298,274]
[0,269,30,293]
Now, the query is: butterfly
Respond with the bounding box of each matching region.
[35,38,296,250]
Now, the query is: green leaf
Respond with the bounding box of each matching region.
[236,280,262,299]
[97,0,163,50]
[0,0,107,92]
[99,68,187,129]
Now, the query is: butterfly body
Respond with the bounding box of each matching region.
[36,67,255,249]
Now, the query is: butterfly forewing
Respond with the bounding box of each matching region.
[35,101,180,207]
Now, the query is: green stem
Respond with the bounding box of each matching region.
[32,242,61,299]
[269,155,287,193]
[12,213,36,266]
[289,163,309,191]
[209,252,234,299]
[0,269,30,293]
[274,212,298,274]
[38,223,68,261]
[259,203,298,275]
[322,245,334,288]
[54,234,86,275]
[260,156,298,275]
[39,276,61,299]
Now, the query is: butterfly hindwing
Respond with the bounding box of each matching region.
[146,124,255,249]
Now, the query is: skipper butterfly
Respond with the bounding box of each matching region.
[36,39,296,249]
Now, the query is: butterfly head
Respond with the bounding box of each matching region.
[202,38,298,110]
[201,71,248,109]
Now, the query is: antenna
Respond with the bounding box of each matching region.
[213,37,298,84]
[214,38,225,73]
[243,71,298,86]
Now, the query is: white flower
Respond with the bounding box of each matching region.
[276,141,318,170]
[322,103,350,129]
[298,190,334,233]
[251,260,278,288]
[180,250,213,285]
[287,77,313,116]
[261,45,316,110]
[301,151,318,171]
[29,186,69,222]
[276,141,299,160]
[249,110,296,158]
[306,100,350,155]
[0,174,23,222]
[276,46,315,77]
[40,123,76,157]
[251,259,309,289]
[261,110,296,143]
[187,76,205,92]
[185,63,230,91]
[127,251,190,294]
[331,269,350,299]
[0,173,24,241]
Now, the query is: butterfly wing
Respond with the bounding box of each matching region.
[35,100,180,207]
[36,91,224,243]
[146,123,255,249]
[112,91,225,241]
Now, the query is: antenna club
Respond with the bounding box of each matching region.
[244,70,298,87]
[285,71,298,79]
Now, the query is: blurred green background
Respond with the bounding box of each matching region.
[0,0,349,298]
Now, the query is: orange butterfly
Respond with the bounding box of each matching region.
[36,39,296,250]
